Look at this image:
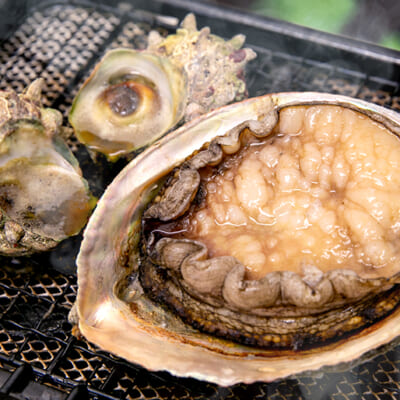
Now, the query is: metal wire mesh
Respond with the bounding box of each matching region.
[1,1,400,399]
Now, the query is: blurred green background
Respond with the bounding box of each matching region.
[213,0,400,50]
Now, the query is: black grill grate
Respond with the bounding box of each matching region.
[1,1,400,398]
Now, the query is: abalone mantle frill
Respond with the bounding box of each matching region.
[76,93,400,385]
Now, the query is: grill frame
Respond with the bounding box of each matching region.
[1,0,400,398]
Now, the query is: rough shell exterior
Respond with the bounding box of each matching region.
[0,79,92,256]
[0,79,61,138]
[147,14,257,121]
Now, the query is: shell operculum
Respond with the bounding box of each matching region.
[69,49,187,160]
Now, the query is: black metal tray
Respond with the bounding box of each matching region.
[1,0,400,398]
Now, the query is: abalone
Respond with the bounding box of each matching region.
[75,93,400,385]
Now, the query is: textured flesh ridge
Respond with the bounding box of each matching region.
[182,105,400,281]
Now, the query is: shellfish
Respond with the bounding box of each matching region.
[0,79,94,256]
[69,14,256,159]
[75,92,400,385]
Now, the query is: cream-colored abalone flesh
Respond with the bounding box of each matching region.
[187,105,400,280]
[76,92,400,386]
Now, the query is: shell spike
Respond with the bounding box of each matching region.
[228,34,246,49]
[23,78,44,105]
[181,13,197,31]
[147,30,163,48]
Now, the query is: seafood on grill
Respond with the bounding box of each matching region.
[0,79,94,256]
[69,14,256,159]
[75,92,400,385]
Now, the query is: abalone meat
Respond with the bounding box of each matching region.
[0,79,94,256]
[75,92,400,385]
[69,14,256,159]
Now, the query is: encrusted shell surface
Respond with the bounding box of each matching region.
[76,93,400,386]
[0,79,94,256]
[147,13,256,120]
